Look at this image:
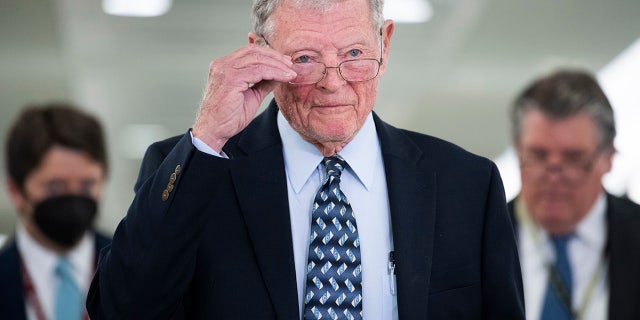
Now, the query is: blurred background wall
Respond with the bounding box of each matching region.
[1,0,639,236]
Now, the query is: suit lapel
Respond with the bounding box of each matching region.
[0,241,28,320]
[606,194,640,319]
[374,114,436,318]
[225,102,299,319]
[507,199,520,240]
[223,106,440,318]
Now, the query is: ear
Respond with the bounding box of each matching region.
[601,147,616,173]
[248,32,263,45]
[378,19,395,77]
[6,178,27,215]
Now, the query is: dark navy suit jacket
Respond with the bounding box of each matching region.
[88,101,525,319]
[0,232,111,319]
[509,194,640,320]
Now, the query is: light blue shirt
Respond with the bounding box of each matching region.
[16,225,94,320]
[192,110,397,319]
[518,193,608,320]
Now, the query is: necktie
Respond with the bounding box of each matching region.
[54,258,82,320]
[304,155,362,320]
[541,235,573,320]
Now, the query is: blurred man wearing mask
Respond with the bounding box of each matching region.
[0,103,111,320]
[509,69,640,320]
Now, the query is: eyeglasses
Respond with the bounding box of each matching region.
[262,31,383,85]
[518,148,607,183]
[290,58,382,85]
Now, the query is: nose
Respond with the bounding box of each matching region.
[317,65,346,90]
[544,164,564,178]
[65,181,98,197]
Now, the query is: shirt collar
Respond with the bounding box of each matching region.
[277,110,380,193]
[17,223,94,286]
[517,192,607,251]
[572,192,607,249]
[17,223,58,279]
[530,192,607,250]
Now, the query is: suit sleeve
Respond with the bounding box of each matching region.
[481,163,526,318]
[87,132,231,319]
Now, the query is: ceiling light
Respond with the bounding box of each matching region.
[384,0,433,24]
[103,0,172,17]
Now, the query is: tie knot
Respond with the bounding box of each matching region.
[323,155,347,179]
[551,234,572,253]
[56,258,74,278]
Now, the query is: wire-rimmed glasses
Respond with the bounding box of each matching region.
[518,148,608,183]
[289,58,381,85]
[261,31,383,85]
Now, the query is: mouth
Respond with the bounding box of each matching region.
[311,104,352,115]
[311,100,354,108]
[539,189,571,202]
[313,101,348,107]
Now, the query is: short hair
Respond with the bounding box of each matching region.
[252,0,384,40]
[511,69,616,150]
[5,102,108,192]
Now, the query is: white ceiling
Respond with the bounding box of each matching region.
[1,0,639,233]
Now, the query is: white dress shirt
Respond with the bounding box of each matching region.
[192,110,398,319]
[16,224,95,320]
[517,193,609,320]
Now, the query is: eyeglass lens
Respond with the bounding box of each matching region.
[290,59,380,85]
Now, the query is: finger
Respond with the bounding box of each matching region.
[192,45,295,149]
[220,45,295,87]
[246,79,279,102]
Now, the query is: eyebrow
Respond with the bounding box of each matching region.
[287,41,376,55]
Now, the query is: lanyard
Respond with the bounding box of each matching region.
[19,254,91,320]
[515,199,605,320]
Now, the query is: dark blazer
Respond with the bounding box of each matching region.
[508,194,640,320]
[0,232,111,320]
[88,101,525,319]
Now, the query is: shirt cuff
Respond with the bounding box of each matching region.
[189,130,229,159]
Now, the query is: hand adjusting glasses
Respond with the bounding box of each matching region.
[261,31,383,85]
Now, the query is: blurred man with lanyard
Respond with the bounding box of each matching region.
[509,69,640,320]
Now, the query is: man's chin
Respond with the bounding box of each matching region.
[535,209,576,234]
[306,123,357,142]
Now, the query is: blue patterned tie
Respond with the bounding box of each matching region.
[304,155,362,320]
[541,235,573,320]
[54,258,82,320]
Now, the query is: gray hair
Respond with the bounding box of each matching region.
[252,0,384,40]
[511,69,616,150]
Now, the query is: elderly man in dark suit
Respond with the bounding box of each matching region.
[508,69,640,320]
[87,0,525,319]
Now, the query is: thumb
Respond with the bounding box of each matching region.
[250,80,280,100]
[244,80,280,107]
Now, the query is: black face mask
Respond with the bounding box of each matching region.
[32,195,98,248]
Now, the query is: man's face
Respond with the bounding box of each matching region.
[268,0,393,147]
[517,109,613,235]
[9,145,105,226]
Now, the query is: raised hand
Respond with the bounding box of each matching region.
[192,43,295,152]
